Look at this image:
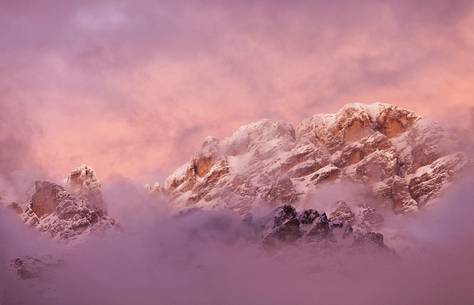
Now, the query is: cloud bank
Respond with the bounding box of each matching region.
[1,173,474,305]
[0,0,473,184]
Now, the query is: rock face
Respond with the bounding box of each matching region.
[154,103,470,214]
[30,181,65,217]
[65,164,106,212]
[21,165,115,241]
[260,205,387,250]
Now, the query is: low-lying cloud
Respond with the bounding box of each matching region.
[1,173,474,305]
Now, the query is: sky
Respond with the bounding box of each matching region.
[1,0,474,185]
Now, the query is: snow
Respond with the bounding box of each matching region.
[163,163,191,189]
[150,102,468,215]
[20,166,115,242]
[227,152,253,175]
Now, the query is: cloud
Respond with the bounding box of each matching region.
[0,0,473,184]
[2,174,474,305]
[74,5,128,32]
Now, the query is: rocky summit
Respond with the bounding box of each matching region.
[152,103,470,214]
[259,204,387,251]
[18,165,115,241]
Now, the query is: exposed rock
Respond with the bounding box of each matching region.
[262,176,298,204]
[31,181,65,218]
[408,152,468,207]
[262,205,302,245]
[261,204,388,250]
[356,205,385,231]
[329,201,355,224]
[307,213,331,239]
[310,164,340,184]
[298,209,320,224]
[273,205,298,226]
[151,103,469,214]
[21,165,115,241]
[288,159,322,178]
[66,164,106,213]
[373,176,418,213]
[353,231,385,248]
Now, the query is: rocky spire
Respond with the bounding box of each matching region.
[21,165,114,241]
[65,164,105,213]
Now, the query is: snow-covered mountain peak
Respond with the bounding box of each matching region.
[296,103,419,150]
[154,103,469,216]
[19,165,114,242]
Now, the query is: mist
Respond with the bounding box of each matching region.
[1,172,474,305]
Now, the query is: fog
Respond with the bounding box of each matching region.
[1,173,474,305]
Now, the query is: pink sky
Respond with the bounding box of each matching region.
[1,0,473,183]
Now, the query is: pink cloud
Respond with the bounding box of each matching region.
[0,0,473,184]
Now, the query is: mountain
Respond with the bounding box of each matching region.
[5,103,471,243]
[151,103,470,216]
[17,165,115,241]
[6,103,470,284]
[259,204,389,251]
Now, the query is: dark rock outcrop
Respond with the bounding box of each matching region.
[262,204,388,251]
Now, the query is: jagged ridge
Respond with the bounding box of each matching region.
[152,103,470,214]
